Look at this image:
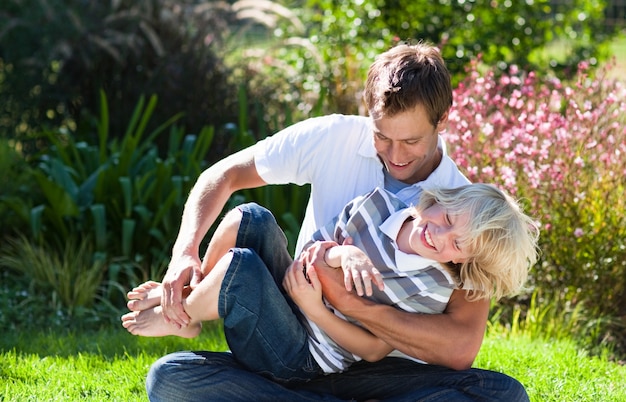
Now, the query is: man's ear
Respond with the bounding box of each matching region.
[436,110,449,133]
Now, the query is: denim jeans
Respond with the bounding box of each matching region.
[220,202,320,382]
[146,203,529,402]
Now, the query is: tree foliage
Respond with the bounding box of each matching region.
[0,0,239,149]
[374,0,613,79]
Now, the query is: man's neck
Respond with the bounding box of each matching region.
[413,147,442,184]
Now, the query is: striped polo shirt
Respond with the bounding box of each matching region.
[302,187,459,374]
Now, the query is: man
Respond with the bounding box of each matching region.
[140,41,529,401]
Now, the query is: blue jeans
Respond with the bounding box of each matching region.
[219,204,320,383]
[146,203,529,402]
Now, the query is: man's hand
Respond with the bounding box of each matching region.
[161,255,202,327]
[313,259,372,312]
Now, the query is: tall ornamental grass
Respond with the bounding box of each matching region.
[443,60,626,342]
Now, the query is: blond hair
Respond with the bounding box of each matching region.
[416,184,540,301]
[364,41,452,125]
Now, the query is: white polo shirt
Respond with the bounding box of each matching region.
[254,114,469,255]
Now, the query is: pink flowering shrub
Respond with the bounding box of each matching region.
[443,60,626,321]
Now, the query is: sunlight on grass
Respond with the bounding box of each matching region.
[476,334,626,402]
[0,323,227,401]
[607,32,626,79]
[2,324,625,401]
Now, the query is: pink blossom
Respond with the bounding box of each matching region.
[574,157,584,167]
[444,59,625,232]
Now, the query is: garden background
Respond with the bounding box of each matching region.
[1,0,626,400]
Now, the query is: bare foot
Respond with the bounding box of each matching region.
[121,306,202,338]
[127,281,162,312]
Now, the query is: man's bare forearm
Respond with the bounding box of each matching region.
[171,147,265,260]
[342,293,488,370]
[317,263,489,370]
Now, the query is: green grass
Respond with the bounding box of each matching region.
[0,323,228,401]
[527,30,626,80]
[1,324,624,401]
[608,32,626,78]
[475,335,626,401]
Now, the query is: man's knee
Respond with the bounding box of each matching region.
[502,375,530,402]
[146,353,180,400]
[146,351,247,401]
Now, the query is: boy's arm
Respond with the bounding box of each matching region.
[296,264,393,361]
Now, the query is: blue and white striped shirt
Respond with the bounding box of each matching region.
[302,187,459,374]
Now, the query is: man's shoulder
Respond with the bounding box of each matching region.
[261,114,370,146]
[290,113,369,133]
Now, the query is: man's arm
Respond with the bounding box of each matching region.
[314,263,489,370]
[162,146,267,326]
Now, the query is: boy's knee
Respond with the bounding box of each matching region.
[224,203,276,235]
[238,202,275,225]
[222,206,245,231]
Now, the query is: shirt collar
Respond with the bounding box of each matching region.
[380,208,440,272]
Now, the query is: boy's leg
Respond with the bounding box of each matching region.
[219,247,319,382]
[130,244,318,380]
[201,202,293,279]
[199,202,293,282]
[199,206,241,275]
[128,202,292,312]
[122,252,234,337]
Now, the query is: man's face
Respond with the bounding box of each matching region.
[372,104,447,184]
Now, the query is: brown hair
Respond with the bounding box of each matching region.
[364,41,453,126]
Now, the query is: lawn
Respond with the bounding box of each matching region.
[607,31,626,79]
[1,324,625,401]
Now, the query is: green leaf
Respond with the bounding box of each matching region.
[90,204,107,251]
[98,90,110,164]
[122,218,136,257]
[33,171,79,217]
[30,205,45,239]
[119,177,132,218]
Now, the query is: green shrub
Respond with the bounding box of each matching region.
[1,92,214,287]
[377,0,615,79]
[0,235,104,312]
[0,0,239,147]
[229,0,620,126]
[0,138,35,238]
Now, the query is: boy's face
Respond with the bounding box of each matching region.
[406,203,471,264]
[371,104,447,184]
